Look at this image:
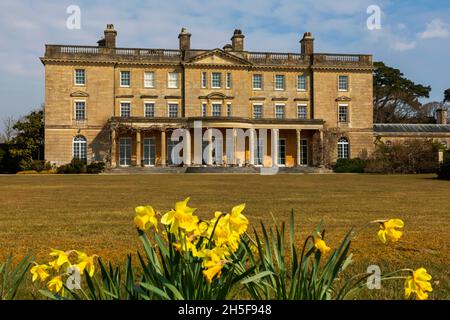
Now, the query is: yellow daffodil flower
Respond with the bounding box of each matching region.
[203,263,224,283]
[161,197,199,233]
[198,246,230,282]
[314,233,331,255]
[75,250,96,277]
[134,205,158,231]
[378,219,404,244]
[47,275,64,294]
[405,268,433,300]
[30,263,51,282]
[229,203,249,235]
[49,249,71,271]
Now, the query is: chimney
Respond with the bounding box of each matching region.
[436,107,448,124]
[300,32,314,55]
[223,44,233,52]
[98,24,117,48]
[231,29,244,51]
[178,28,191,51]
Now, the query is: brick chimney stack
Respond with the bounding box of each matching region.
[103,24,117,48]
[300,32,314,55]
[436,107,448,124]
[178,27,191,51]
[231,29,244,51]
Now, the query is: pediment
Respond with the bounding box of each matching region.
[336,96,352,102]
[70,90,89,97]
[187,49,251,66]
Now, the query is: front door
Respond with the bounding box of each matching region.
[119,137,131,166]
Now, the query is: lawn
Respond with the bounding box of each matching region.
[0,173,449,299]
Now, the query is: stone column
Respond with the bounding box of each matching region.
[296,129,301,166]
[184,129,191,166]
[111,128,117,168]
[271,128,279,167]
[249,129,255,165]
[161,129,166,167]
[319,129,324,167]
[136,130,142,167]
[232,128,237,165]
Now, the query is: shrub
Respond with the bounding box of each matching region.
[365,139,440,174]
[86,161,105,174]
[16,170,39,174]
[57,158,87,174]
[29,160,52,172]
[333,158,367,173]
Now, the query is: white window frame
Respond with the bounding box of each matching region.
[275,104,285,119]
[144,71,155,88]
[202,103,207,117]
[201,72,207,88]
[211,72,221,89]
[73,135,87,162]
[167,102,179,118]
[120,101,131,118]
[120,71,131,87]
[212,103,222,117]
[252,103,263,119]
[338,104,349,123]
[297,104,307,120]
[168,72,179,89]
[74,100,86,121]
[252,74,263,90]
[297,74,307,91]
[226,73,232,89]
[74,69,86,86]
[275,74,285,91]
[338,75,349,92]
[144,101,155,118]
[338,138,350,159]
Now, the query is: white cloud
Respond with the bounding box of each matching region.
[418,19,449,39]
[392,40,417,51]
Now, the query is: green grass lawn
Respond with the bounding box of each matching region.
[0,173,449,299]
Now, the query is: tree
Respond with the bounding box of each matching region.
[0,116,17,143]
[373,62,431,123]
[9,107,44,166]
[444,88,450,103]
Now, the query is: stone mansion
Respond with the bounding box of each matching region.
[41,25,450,169]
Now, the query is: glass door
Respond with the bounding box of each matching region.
[278,138,286,165]
[143,137,156,166]
[300,139,308,166]
[119,137,131,166]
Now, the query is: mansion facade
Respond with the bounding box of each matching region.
[41,25,449,168]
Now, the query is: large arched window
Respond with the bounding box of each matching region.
[337,137,350,159]
[73,135,87,162]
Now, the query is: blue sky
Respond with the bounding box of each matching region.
[0,0,449,126]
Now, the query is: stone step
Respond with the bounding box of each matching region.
[103,166,330,174]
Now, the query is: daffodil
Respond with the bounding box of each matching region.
[75,250,96,277]
[314,233,331,255]
[47,275,64,294]
[203,263,223,283]
[378,219,404,244]
[161,197,199,233]
[134,205,158,231]
[30,263,51,282]
[405,268,433,300]
[228,203,248,235]
[49,249,71,271]
[197,246,229,282]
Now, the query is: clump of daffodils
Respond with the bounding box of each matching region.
[30,249,97,295]
[134,197,248,283]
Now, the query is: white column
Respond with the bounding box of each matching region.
[184,129,191,166]
[271,128,279,167]
[136,130,142,167]
[296,129,301,166]
[207,128,213,165]
[319,129,324,166]
[161,129,166,167]
[111,128,117,168]
[232,128,237,165]
[249,129,255,165]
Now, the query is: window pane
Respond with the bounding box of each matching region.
[168,104,178,117]
[275,75,285,90]
[73,136,87,162]
[339,105,348,122]
[144,72,154,88]
[201,72,207,88]
[339,75,348,91]
[119,137,131,166]
[297,75,306,90]
[120,71,130,87]
[253,74,262,89]
[75,101,86,120]
[212,73,221,88]
[226,73,232,88]
[275,105,285,119]
[143,137,156,165]
[253,105,262,119]
[212,103,221,117]
[75,69,85,85]
[202,103,207,117]
[168,72,178,88]
[338,138,349,159]
[227,104,232,117]
[120,103,131,117]
[297,105,307,119]
[144,103,154,117]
